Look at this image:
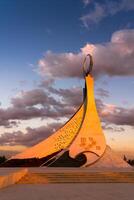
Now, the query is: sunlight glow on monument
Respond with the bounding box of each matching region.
[1,54,129,168]
[69,75,106,166]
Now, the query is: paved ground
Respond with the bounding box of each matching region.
[0,183,134,200]
[0,168,134,200]
[0,167,133,176]
[28,167,133,173]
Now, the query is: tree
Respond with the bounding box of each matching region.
[123,155,127,162]
[0,156,7,164]
[128,159,134,166]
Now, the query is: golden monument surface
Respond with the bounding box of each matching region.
[2,54,107,167]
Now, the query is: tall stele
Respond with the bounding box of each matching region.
[2,54,106,167]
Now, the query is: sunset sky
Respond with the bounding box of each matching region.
[0,0,134,158]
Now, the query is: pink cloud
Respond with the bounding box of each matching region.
[38,29,134,79]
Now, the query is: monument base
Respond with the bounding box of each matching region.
[86,146,131,169]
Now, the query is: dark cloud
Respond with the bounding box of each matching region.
[0,104,72,127]
[1,99,133,147]
[11,89,58,108]
[0,122,63,147]
[0,86,82,127]
[100,105,134,126]
[0,81,133,129]
[0,85,134,148]
[91,98,134,126]
[48,86,83,106]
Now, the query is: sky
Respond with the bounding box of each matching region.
[0,0,134,158]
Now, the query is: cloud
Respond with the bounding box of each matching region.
[0,122,63,147]
[0,84,134,147]
[39,78,55,88]
[0,107,46,127]
[82,29,134,77]
[0,86,82,127]
[0,29,134,129]
[82,0,92,7]
[96,88,109,98]
[100,104,134,126]
[11,89,58,108]
[38,29,134,78]
[0,28,134,148]
[0,99,133,147]
[48,86,83,106]
[0,103,71,127]
[38,51,83,79]
[81,0,134,28]
[120,0,134,10]
[81,3,106,27]
[90,99,134,126]
[102,124,125,132]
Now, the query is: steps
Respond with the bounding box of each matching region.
[17,171,134,184]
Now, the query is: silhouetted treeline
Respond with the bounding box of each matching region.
[123,155,134,166]
[0,150,61,167]
[127,159,134,166]
[0,156,7,164]
[0,154,134,167]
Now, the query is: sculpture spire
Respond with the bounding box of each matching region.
[83,54,93,77]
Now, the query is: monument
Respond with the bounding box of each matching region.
[1,54,130,168]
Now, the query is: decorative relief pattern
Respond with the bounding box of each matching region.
[12,104,84,160]
[79,137,101,151]
[54,115,83,151]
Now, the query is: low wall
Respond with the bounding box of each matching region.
[0,168,28,189]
